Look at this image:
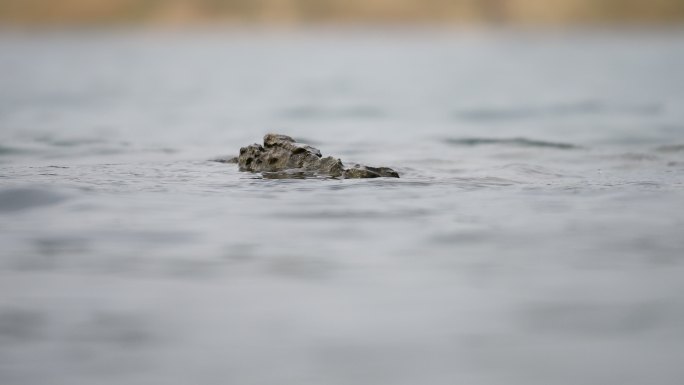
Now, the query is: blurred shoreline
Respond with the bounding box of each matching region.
[2,24,683,38]
[1,0,684,27]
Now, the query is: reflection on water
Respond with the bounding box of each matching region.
[1,29,684,385]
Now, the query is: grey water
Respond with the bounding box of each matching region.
[1,29,684,385]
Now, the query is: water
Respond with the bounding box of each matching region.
[1,29,684,385]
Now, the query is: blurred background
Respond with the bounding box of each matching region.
[1,0,684,25]
[1,2,684,385]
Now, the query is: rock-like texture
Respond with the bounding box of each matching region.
[237,134,399,179]
[343,164,400,179]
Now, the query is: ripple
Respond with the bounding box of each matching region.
[656,144,684,153]
[34,136,109,148]
[454,101,661,122]
[209,155,238,164]
[519,301,668,336]
[605,153,660,162]
[499,164,573,178]
[0,188,68,213]
[273,207,432,220]
[279,105,385,120]
[451,176,522,188]
[68,312,157,348]
[0,307,47,343]
[444,137,578,150]
[0,145,30,156]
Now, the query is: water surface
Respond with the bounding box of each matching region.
[1,29,684,385]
